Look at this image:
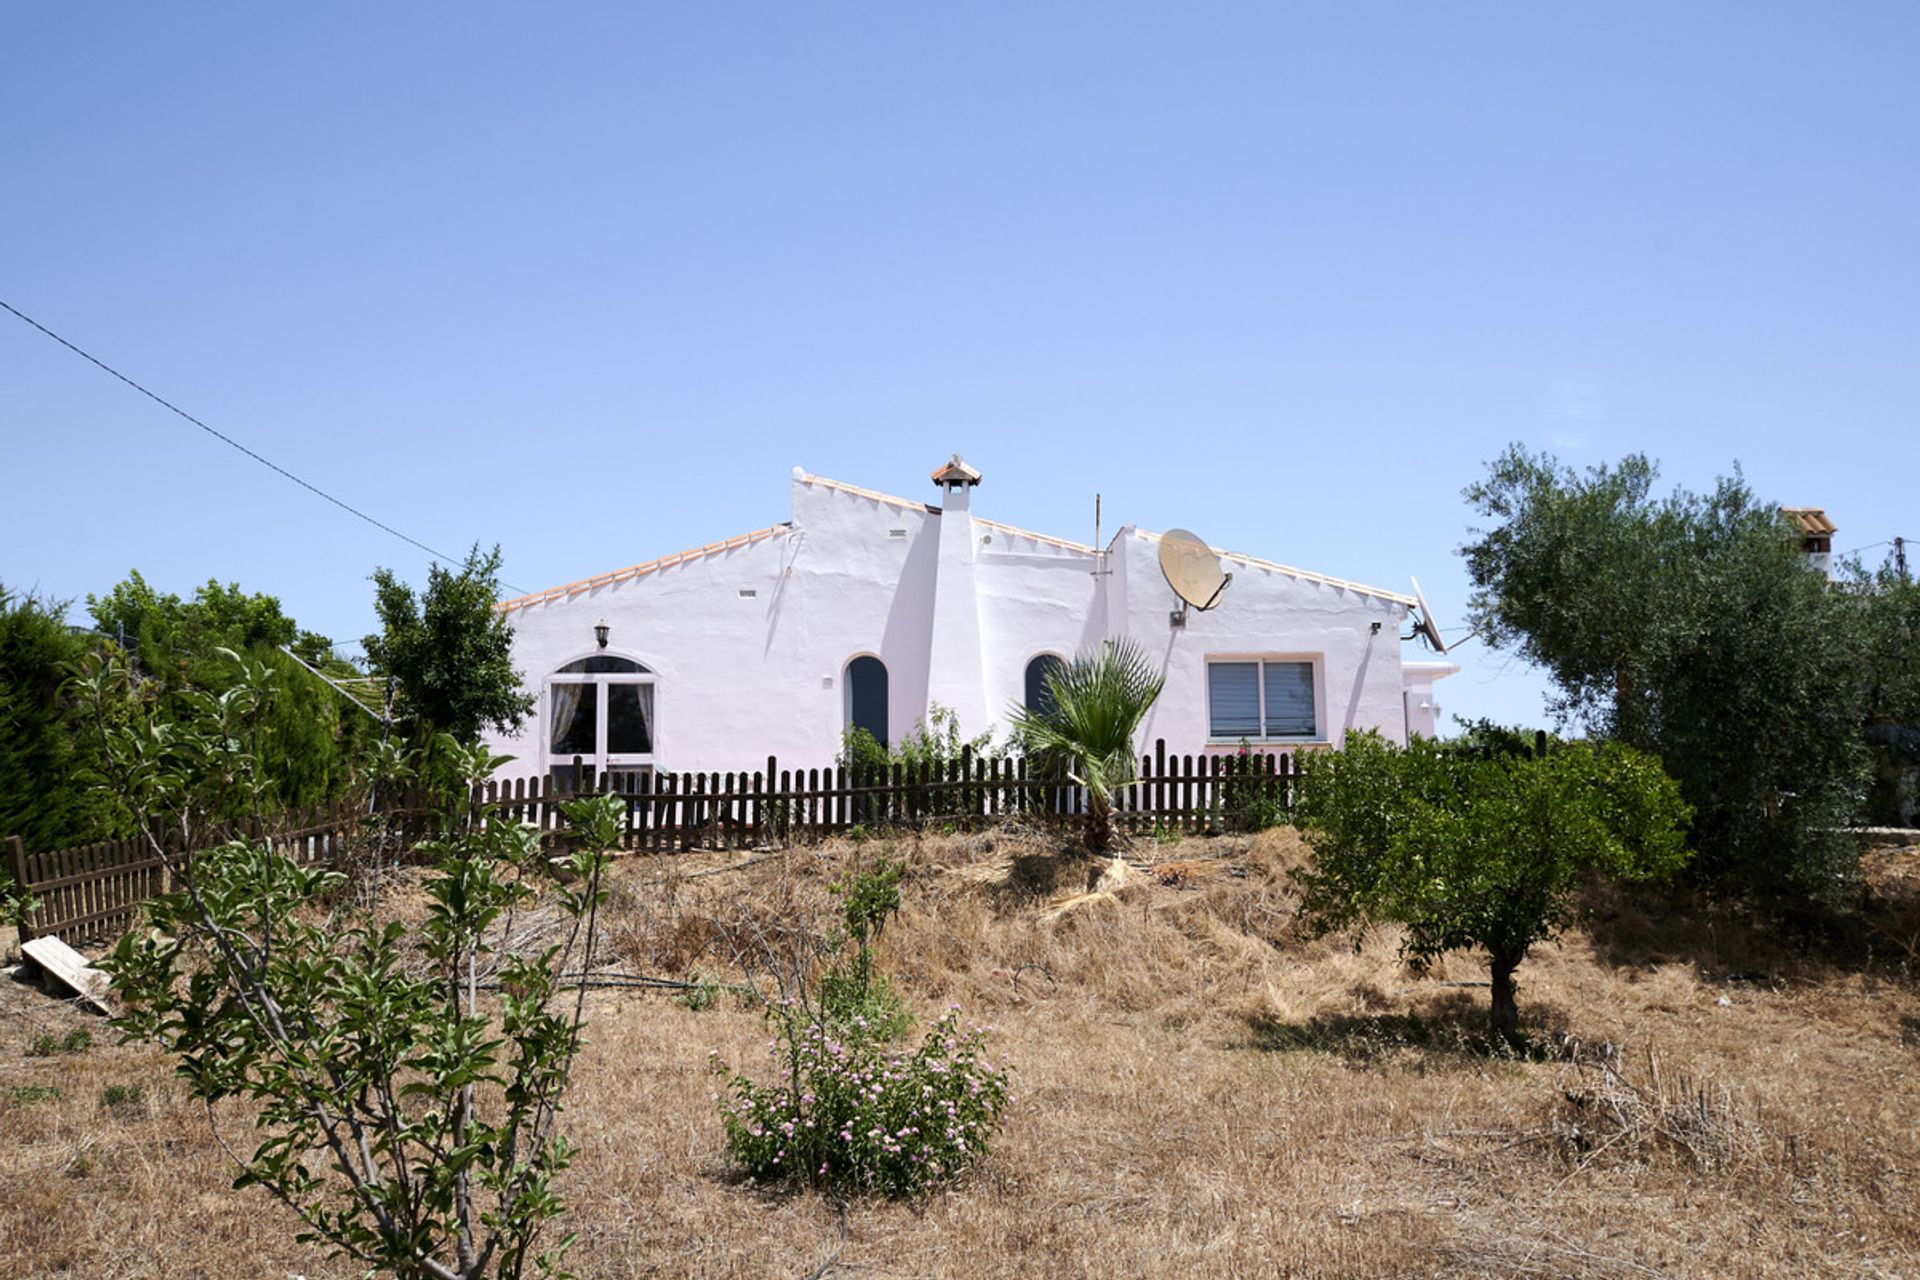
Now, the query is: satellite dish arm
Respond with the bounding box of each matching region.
[1199,571,1231,611]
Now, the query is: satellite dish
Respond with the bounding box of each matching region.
[1409,576,1449,654]
[1160,529,1232,624]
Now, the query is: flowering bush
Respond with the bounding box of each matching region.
[712,1009,1011,1196]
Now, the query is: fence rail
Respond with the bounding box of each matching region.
[8,741,1302,947]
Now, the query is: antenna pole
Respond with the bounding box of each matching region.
[1091,493,1112,578]
[1896,535,1909,580]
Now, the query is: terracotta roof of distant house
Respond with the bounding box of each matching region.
[1782,507,1837,536]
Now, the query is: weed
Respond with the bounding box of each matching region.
[6,1084,62,1105]
[22,1028,90,1056]
[100,1083,145,1110]
[677,970,721,1013]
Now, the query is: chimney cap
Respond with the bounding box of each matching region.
[930,453,982,487]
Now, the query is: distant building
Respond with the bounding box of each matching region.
[1782,507,1837,578]
[486,457,1457,786]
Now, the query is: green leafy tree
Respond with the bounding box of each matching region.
[365,546,532,745]
[1008,639,1165,853]
[0,585,122,849]
[87,570,374,812]
[81,649,611,1280]
[1294,731,1691,1043]
[1462,447,1867,904]
[1846,554,1920,824]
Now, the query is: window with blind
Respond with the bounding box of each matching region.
[1207,659,1318,739]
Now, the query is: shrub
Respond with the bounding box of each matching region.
[820,858,910,1038]
[1294,730,1690,1043]
[711,1009,1011,1196]
[100,1082,145,1110]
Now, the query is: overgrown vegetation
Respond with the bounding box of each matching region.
[819,856,911,1036]
[81,652,611,1280]
[0,584,121,850]
[1462,448,1885,905]
[712,857,1012,1195]
[1849,554,1920,825]
[5,824,1919,1277]
[1292,730,1691,1041]
[89,570,378,812]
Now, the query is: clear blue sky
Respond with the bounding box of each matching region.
[4,3,1915,731]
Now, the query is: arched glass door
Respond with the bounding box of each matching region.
[547,655,654,790]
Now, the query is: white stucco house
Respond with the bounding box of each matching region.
[485,457,1456,787]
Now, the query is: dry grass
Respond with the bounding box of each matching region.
[4,827,1919,1278]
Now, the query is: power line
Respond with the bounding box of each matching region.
[1,297,528,594]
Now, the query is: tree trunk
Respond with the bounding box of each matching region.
[1489,951,1522,1047]
[1084,794,1113,855]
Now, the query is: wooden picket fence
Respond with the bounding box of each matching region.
[7,741,1303,947]
[2,797,434,949]
[524,741,1303,853]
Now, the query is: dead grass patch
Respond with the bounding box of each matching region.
[3,829,1918,1278]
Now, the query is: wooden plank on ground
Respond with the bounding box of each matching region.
[20,935,114,1015]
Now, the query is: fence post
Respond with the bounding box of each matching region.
[6,835,30,946]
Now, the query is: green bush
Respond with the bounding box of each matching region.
[711,1009,1011,1196]
[821,858,910,1039]
[713,854,1011,1195]
[1294,730,1690,1042]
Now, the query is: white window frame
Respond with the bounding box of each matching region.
[543,656,657,785]
[1205,655,1324,743]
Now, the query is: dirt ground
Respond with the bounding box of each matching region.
[3,827,1918,1279]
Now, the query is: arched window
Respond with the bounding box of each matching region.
[1024,653,1066,717]
[548,656,654,790]
[845,655,889,747]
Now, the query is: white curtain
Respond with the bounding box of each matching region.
[549,682,585,753]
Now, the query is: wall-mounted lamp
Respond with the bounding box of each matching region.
[1370,621,1382,635]
[594,620,610,650]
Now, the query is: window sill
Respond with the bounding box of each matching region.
[1204,739,1326,749]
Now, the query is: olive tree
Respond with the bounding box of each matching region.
[1462,447,1867,905]
[1293,731,1690,1043]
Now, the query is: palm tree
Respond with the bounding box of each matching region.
[1009,639,1166,854]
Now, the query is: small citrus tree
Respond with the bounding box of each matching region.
[79,650,613,1279]
[1293,731,1690,1043]
[1008,639,1165,853]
